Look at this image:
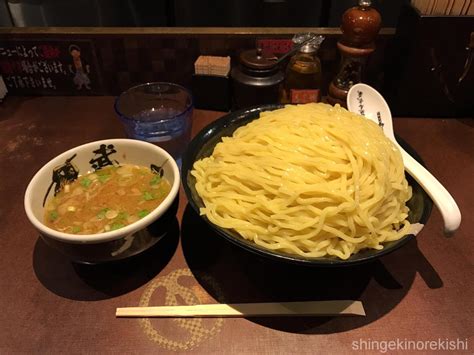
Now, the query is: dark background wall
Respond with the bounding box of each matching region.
[1,0,408,27]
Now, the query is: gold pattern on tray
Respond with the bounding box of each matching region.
[138,268,224,351]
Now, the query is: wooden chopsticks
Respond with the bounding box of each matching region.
[116,300,365,318]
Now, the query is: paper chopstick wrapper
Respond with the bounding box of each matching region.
[116,300,365,318]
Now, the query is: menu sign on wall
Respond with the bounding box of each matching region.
[0,39,103,95]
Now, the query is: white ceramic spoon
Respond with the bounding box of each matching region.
[347,83,461,235]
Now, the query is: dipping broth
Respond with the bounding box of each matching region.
[44,164,171,234]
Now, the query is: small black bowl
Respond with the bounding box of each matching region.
[182,105,432,266]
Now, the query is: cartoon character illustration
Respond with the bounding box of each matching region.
[68,44,91,90]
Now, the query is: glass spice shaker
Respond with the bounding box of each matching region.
[280,34,325,104]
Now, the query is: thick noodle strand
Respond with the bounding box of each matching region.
[191,103,412,260]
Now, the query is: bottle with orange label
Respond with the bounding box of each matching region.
[280,34,325,104]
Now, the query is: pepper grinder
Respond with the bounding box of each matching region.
[327,0,381,107]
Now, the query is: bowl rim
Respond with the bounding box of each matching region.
[24,138,180,244]
[114,81,194,123]
[181,104,433,266]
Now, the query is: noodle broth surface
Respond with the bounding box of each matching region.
[44,164,171,234]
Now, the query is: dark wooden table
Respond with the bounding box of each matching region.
[0,97,472,354]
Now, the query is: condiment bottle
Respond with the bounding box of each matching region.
[280,34,325,104]
[327,0,381,107]
[231,48,284,110]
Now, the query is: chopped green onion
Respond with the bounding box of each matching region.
[111,223,125,231]
[96,166,116,175]
[49,211,58,221]
[117,212,128,220]
[143,191,155,201]
[97,208,109,219]
[138,209,150,218]
[150,175,161,186]
[98,174,110,183]
[72,226,81,233]
[80,178,92,188]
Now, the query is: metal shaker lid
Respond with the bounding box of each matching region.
[293,33,325,54]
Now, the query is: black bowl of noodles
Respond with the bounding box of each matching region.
[182,104,433,266]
